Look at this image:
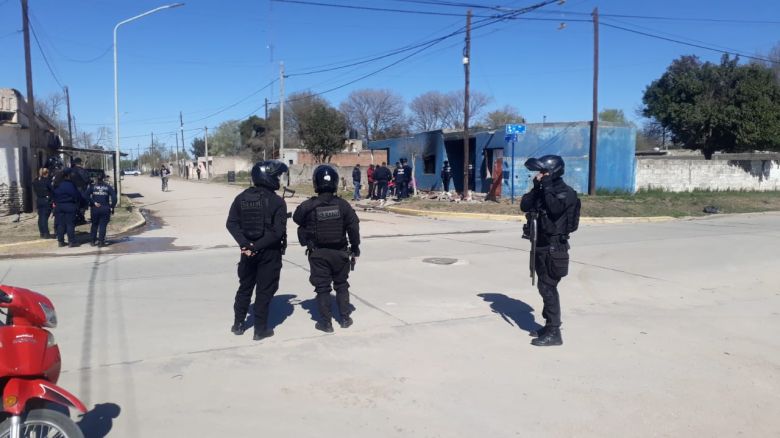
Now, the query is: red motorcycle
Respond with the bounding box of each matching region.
[0,285,86,438]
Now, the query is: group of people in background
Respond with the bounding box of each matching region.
[352,159,413,202]
[32,157,117,248]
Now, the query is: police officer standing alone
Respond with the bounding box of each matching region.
[520,155,579,347]
[441,160,452,192]
[86,174,117,247]
[226,161,289,341]
[294,165,361,333]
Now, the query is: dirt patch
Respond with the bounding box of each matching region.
[395,190,780,218]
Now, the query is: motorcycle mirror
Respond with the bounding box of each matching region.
[0,289,12,304]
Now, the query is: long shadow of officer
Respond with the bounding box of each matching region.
[520,155,580,347]
[226,160,289,341]
[293,165,361,333]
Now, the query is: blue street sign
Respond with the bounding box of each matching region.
[505,124,526,135]
[504,134,516,143]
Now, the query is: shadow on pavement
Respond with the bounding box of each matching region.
[78,402,121,438]
[300,297,356,323]
[243,294,297,330]
[478,293,542,335]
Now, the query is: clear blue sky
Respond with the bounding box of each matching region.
[1,0,779,153]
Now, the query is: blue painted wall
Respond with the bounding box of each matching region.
[368,122,636,197]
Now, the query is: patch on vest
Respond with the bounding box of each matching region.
[316,205,341,221]
[314,204,343,245]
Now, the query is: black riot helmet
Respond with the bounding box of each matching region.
[251,160,288,190]
[313,165,339,194]
[524,155,565,179]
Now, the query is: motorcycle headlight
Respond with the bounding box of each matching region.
[39,302,57,328]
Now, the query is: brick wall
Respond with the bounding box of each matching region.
[295,150,387,167]
[636,158,780,192]
[0,181,22,215]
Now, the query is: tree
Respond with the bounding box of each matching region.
[598,108,628,124]
[442,90,492,130]
[483,105,525,129]
[643,54,780,158]
[298,102,348,163]
[339,89,407,141]
[240,115,273,160]
[190,137,205,157]
[409,91,449,131]
[286,90,329,147]
[209,120,242,156]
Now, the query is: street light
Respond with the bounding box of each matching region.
[113,3,184,201]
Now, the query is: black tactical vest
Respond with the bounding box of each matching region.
[240,190,268,240]
[314,203,343,245]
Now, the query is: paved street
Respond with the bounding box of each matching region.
[2,175,779,437]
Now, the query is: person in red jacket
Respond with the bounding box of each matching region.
[367,164,376,200]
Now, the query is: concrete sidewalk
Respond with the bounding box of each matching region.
[1,176,778,437]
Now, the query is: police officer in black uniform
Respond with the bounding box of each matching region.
[33,168,54,239]
[52,168,85,247]
[520,155,579,347]
[226,160,289,341]
[293,165,361,333]
[441,160,453,192]
[86,174,117,247]
[401,158,412,198]
[70,157,90,226]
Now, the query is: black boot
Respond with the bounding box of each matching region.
[230,323,245,335]
[315,320,334,333]
[58,241,67,247]
[90,241,98,247]
[529,326,549,338]
[531,327,563,347]
[253,328,274,341]
[339,316,353,329]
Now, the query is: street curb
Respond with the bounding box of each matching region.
[0,208,146,253]
[385,205,676,224]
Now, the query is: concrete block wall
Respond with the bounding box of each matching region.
[0,181,22,215]
[636,158,780,192]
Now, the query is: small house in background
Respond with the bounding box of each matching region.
[0,88,62,215]
[368,121,636,199]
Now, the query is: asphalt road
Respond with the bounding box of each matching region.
[2,175,779,437]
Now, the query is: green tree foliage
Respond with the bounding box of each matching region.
[643,55,780,158]
[190,137,205,157]
[209,120,242,156]
[239,115,273,160]
[298,102,348,163]
[598,108,628,124]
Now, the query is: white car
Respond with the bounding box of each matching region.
[123,169,141,176]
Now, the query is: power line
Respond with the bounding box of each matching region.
[187,78,279,123]
[28,20,64,88]
[600,21,777,65]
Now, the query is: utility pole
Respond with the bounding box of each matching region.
[279,61,285,162]
[264,97,269,157]
[174,131,180,175]
[588,7,599,196]
[179,111,185,175]
[21,0,37,153]
[204,126,209,178]
[461,10,472,200]
[64,86,74,147]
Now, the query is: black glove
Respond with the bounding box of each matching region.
[539,174,553,188]
[111,207,115,215]
[350,246,360,257]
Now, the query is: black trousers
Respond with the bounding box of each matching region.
[398,181,409,198]
[90,208,111,242]
[55,203,77,244]
[442,178,450,192]
[376,182,388,200]
[368,181,375,199]
[234,249,282,330]
[534,245,568,328]
[308,248,351,322]
[37,204,52,237]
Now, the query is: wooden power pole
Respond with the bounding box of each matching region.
[21,0,37,150]
[462,9,472,200]
[588,7,600,196]
[65,86,74,147]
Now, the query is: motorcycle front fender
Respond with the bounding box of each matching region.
[2,378,87,415]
